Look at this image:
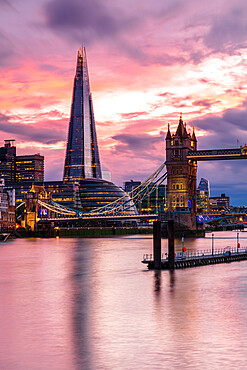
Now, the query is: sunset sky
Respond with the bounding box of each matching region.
[0,0,247,204]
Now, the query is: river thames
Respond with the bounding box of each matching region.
[0,231,247,369]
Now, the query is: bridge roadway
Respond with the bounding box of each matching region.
[38,213,159,223]
[187,148,247,161]
[197,212,245,223]
[38,211,246,224]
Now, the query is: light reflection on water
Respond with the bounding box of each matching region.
[0,232,247,369]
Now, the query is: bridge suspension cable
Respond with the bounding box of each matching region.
[88,162,167,215]
[38,200,77,216]
[36,162,167,218]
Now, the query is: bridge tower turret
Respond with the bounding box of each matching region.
[166,114,197,213]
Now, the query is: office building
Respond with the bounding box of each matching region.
[124,181,167,214]
[198,177,210,193]
[0,179,15,231]
[11,179,134,213]
[197,177,210,213]
[63,47,102,182]
[0,140,16,183]
[209,193,230,211]
[0,140,44,183]
[16,154,44,182]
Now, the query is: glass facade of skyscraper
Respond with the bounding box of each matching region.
[63,47,102,182]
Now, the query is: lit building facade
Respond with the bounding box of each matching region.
[0,140,44,183]
[209,193,230,212]
[197,177,210,213]
[0,140,16,183]
[166,115,197,212]
[0,179,15,231]
[16,154,44,182]
[198,177,210,193]
[64,47,102,182]
[124,181,167,214]
[10,179,132,213]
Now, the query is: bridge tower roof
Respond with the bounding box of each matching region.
[166,123,171,140]
[175,113,188,138]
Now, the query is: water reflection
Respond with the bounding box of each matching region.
[154,270,161,292]
[169,270,176,291]
[71,240,92,370]
[0,232,247,369]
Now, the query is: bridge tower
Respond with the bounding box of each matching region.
[166,114,197,213]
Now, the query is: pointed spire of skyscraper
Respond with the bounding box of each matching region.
[63,47,102,182]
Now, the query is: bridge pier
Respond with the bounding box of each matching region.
[153,220,175,270]
[168,220,175,270]
[153,221,161,269]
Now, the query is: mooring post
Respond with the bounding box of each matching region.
[153,221,161,269]
[168,220,175,270]
[212,233,214,256]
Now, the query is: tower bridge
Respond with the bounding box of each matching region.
[20,113,247,232]
[163,114,247,231]
[16,48,247,232]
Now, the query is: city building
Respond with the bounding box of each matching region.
[16,154,44,182]
[209,193,230,212]
[0,140,16,183]
[0,179,15,232]
[198,177,210,193]
[166,115,197,212]
[124,181,167,214]
[63,47,102,182]
[0,140,44,183]
[197,178,210,213]
[10,179,134,213]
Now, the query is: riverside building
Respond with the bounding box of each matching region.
[0,140,44,183]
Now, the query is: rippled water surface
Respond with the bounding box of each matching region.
[1,231,247,369]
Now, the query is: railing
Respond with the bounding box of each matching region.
[142,246,247,262]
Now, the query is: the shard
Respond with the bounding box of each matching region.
[63,47,102,182]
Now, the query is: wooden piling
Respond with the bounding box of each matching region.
[168,220,175,270]
[153,221,161,269]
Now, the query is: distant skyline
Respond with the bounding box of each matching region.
[0,0,247,204]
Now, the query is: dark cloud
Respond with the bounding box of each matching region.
[193,111,247,150]
[0,30,16,66]
[42,0,190,66]
[39,64,62,72]
[223,108,247,129]
[191,106,247,205]
[44,0,133,43]
[158,92,174,98]
[203,7,247,53]
[156,93,192,109]
[111,132,164,161]
[192,99,221,108]
[24,103,42,109]
[120,111,147,120]
[0,112,66,144]
[0,0,12,7]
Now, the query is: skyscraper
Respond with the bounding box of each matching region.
[63,47,102,182]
